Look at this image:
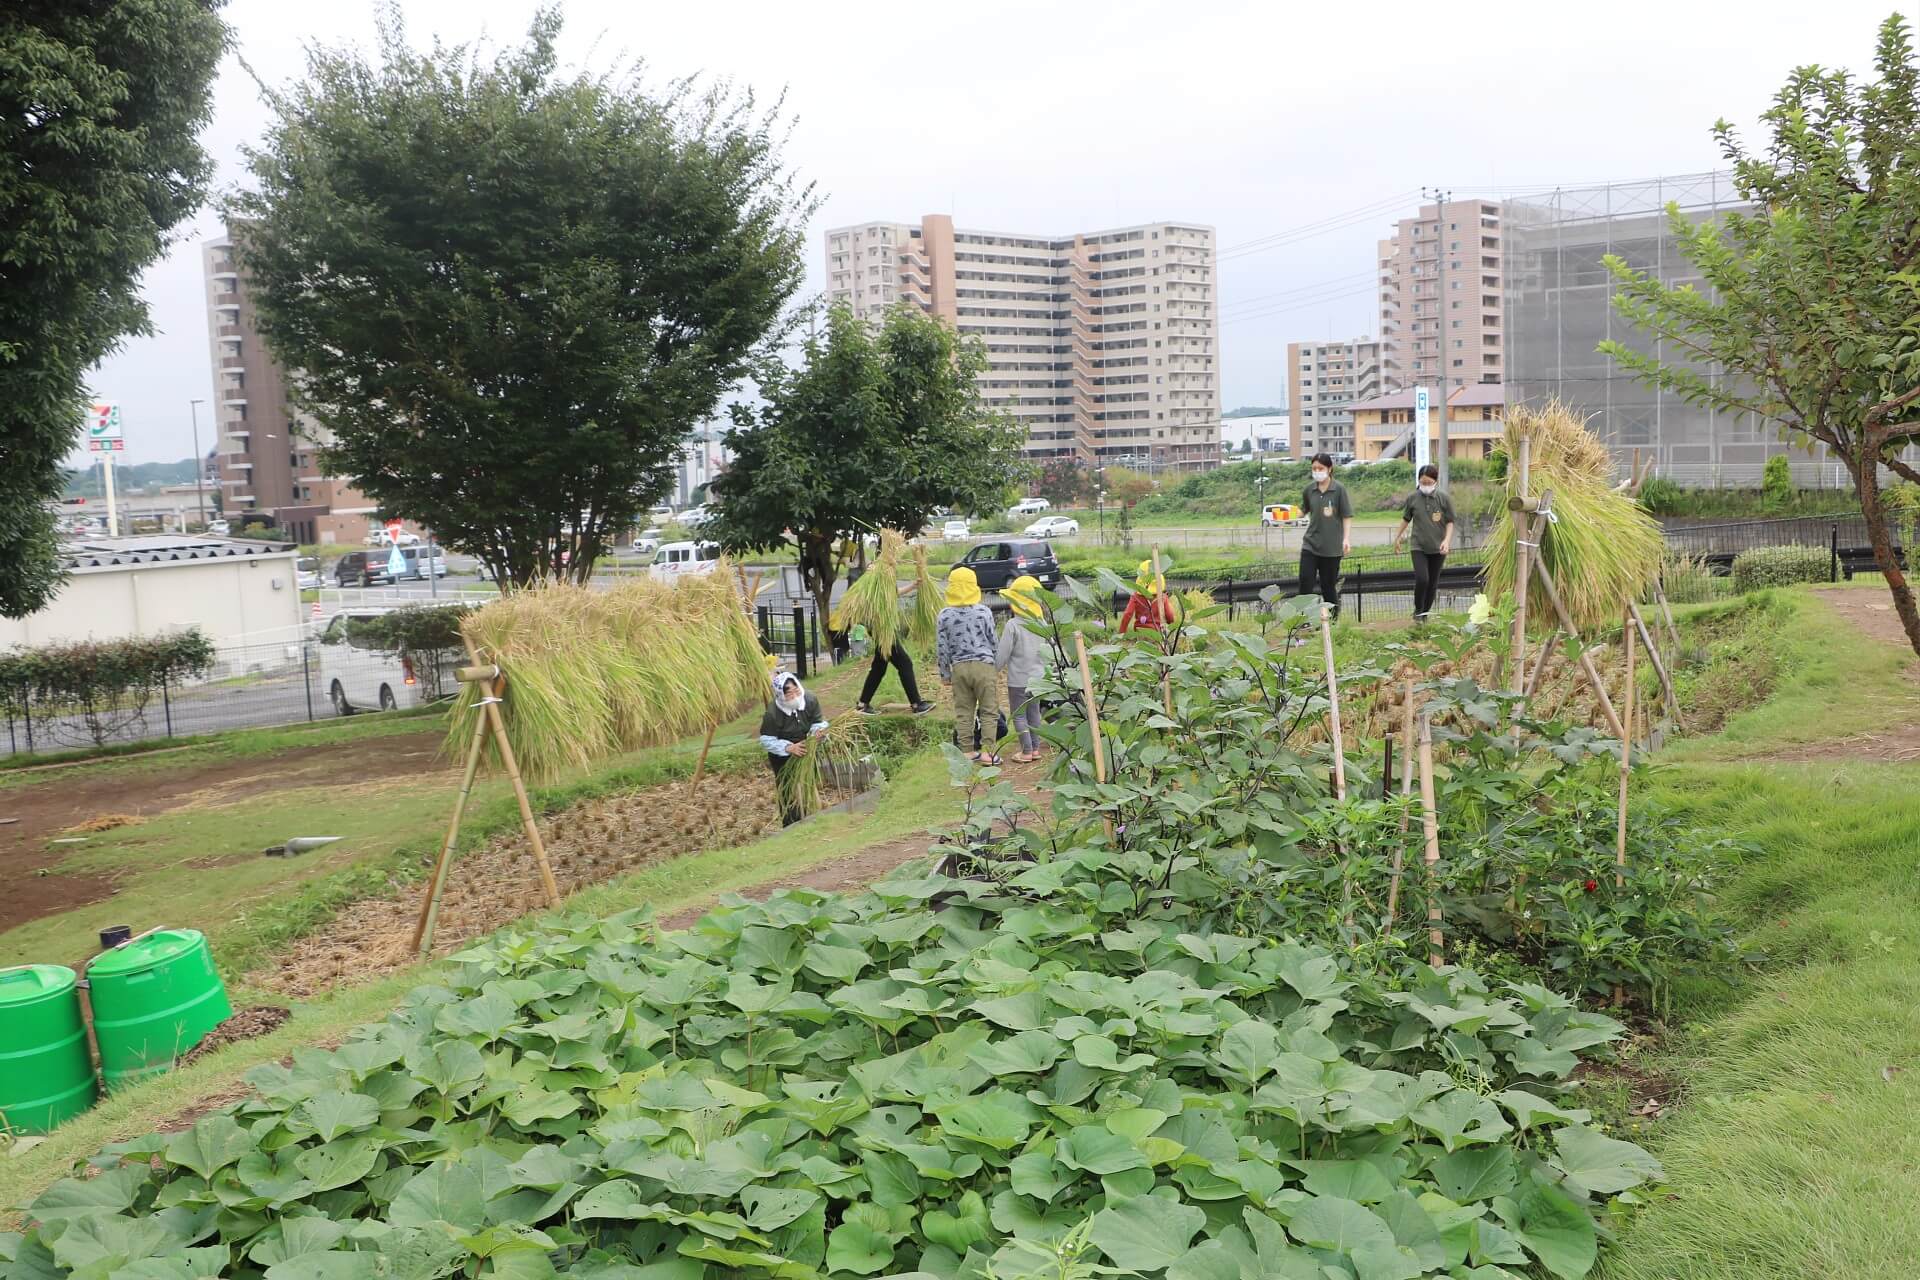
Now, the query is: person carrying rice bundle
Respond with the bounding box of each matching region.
[759,671,828,826]
[1118,561,1176,634]
[937,565,1003,763]
[835,531,936,718]
[997,575,1050,762]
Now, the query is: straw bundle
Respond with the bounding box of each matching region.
[1483,401,1664,633]
[834,530,910,653]
[906,544,940,646]
[777,716,872,819]
[447,567,765,783]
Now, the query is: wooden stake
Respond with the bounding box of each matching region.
[1653,581,1683,656]
[464,639,562,906]
[1150,545,1173,714]
[1627,602,1680,731]
[1524,626,1561,698]
[1616,607,1635,889]
[1075,632,1106,784]
[687,723,718,796]
[1510,433,1532,691]
[1320,604,1346,801]
[1417,714,1444,966]
[1387,676,1416,925]
[412,689,492,957]
[1529,559,1627,741]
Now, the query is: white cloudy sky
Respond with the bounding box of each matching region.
[86,0,1901,464]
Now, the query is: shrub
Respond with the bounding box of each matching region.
[1731,544,1830,592]
[0,630,215,746]
[1635,474,1685,515]
[344,604,472,698]
[1761,454,1792,508]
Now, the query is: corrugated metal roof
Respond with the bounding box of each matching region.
[60,536,296,570]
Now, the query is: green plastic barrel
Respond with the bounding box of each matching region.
[0,965,98,1134]
[86,929,231,1091]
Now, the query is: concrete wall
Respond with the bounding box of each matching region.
[0,555,305,649]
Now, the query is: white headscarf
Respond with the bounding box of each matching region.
[773,672,806,714]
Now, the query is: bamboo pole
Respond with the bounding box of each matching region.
[1529,559,1627,741]
[1386,675,1416,925]
[1417,714,1444,966]
[412,688,493,957]
[1510,434,1532,691]
[1524,626,1561,698]
[1653,581,1683,655]
[1075,632,1106,784]
[1150,545,1173,714]
[1616,608,1635,889]
[463,638,562,906]
[687,723,719,796]
[1627,602,1680,731]
[1320,604,1346,801]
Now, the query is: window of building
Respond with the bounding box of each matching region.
[1453,359,1464,368]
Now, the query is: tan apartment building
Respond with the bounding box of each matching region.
[824,215,1220,471]
[1349,383,1505,463]
[1286,337,1384,459]
[1377,197,1504,397]
[202,233,380,545]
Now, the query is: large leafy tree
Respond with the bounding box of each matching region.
[230,7,811,588]
[0,1,227,616]
[1602,14,1920,655]
[708,304,1026,628]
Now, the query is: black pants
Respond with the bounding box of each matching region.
[1412,550,1447,617]
[767,754,802,826]
[857,643,922,706]
[1298,550,1342,619]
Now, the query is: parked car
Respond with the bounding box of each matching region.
[1024,515,1080,538]
[672,505,712,527]
[295,556,322,590]
[397,546,448,579]
[334,549,398,587]
[649,540,722,579]
[1009,497,1052,517]
[205,518,230,536]
[1261,503,1306,527]
[316,607,448,715]
[941,519,971,542]
[650,504,675,521]
[365,526,422,547]
[956,538,1061,590]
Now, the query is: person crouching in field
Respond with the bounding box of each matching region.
[1117,561,1176,634]
[758,671,826,826]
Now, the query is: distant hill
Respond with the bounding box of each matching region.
[64,458,201,497]
[1223,405,1287,418]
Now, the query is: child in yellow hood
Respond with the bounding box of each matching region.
[937,566,1002,762]
[1118,560,1176,634]
[997,576,1050,762]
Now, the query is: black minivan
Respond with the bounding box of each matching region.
[956,539,1061,591]
[334,549,396,587]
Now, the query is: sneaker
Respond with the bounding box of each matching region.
[909,701,935,716]
[855,702,876,716]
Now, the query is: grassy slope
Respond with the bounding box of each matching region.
[1599,590,1920,1279]
[0,749,960,1215]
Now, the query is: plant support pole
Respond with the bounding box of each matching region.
[688,723,718,796]
[1616,607,1635,889]
[1075,632,1106,784]
[1151,545,1173,715]
[1524,626,1561,698]
[413,690,494,957]
[1417,713,1444,966]
[1386,675,1416,925]
[1320,604,1346,801]
[1627,601,1680,731]
[463,640,563,906]
[1510,433,1531,691]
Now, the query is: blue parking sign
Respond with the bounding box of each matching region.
[387,545,407,578]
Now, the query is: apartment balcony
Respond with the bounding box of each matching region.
[222,395,248,408]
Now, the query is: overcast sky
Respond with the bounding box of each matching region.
[82,0,1902,465]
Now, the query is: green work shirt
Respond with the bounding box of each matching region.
[1400,488,1457,554]
[1301,480,1352,557]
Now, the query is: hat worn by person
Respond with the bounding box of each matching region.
[945,565,983,607]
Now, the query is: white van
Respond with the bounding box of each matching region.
[316,608,446,715]
[1009,497,1051,517]
[649,540,722,580]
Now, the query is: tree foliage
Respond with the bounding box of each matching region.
[0,1,227,617]
[229,6,812,590]
[1032,457,1090,506]
[1600,14,1920,654]
[708,305,1026,626]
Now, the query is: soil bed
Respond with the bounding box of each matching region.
[179,1005,293,1066]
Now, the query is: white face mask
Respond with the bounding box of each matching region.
[1418,482,1436,495]
[1311,469,1329,484]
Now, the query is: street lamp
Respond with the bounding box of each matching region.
[188,398,207,529]
[1254,464,1270,555]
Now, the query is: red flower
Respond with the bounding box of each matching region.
[1583,879,1599,893]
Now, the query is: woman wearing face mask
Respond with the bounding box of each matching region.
[1394,463,1457,621]
[1297,452,1352,620]
[759,671,828,826]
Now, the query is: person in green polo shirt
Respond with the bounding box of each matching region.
[1297,452,1352,619]
[1393,462,1457,620]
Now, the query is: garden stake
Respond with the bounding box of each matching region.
[1151,545,1173,715]
[1524,626,1561,698]
[463,637,563,907]
[1320,604,1346,801]
[1617,608,1635,889]
[413,680,495,957]
[1417,713,1444,966]
[1510,432,1532,691]
[687,723,718,796]
[1075,632,1106,784]
[1387,675,1416,925]
[1627,601,1680,731]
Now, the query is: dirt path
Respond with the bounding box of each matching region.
[1764,590,1920,764]
[0,730,450,932]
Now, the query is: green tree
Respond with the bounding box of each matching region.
[1033,457,1089,507]
[1761,453,1793,509]
[1601,14,1920,654]
[0,1,227,616]
[1104,466,1156,551]
[229,7,811,589]
[708,304,1024,628]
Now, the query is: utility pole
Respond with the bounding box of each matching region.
[188,398,207,529]
[1422,186,1453,488]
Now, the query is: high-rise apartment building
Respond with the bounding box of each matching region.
[202,232,377,544]
[1286,337,1384,458]
[824,215,1220,471]
[1377,198,1504,397]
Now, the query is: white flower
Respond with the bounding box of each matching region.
[1468,594,1494,626]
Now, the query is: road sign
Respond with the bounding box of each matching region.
[1413,387,1431,471]
[386,519,404,544]
[387,545,407,578]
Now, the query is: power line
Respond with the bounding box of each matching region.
[1219,268,1381,315]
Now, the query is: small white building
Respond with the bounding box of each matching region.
[0,537,304,651]
[1220,414,1292,458]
